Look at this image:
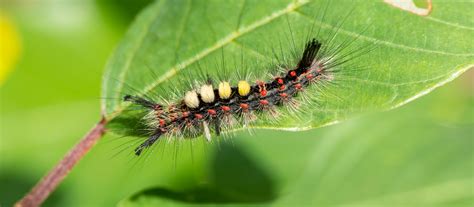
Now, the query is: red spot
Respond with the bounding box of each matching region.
[280,93,288,98]
[279,85,286,90]
[159,119,166,126]
[195,113,203,119]
[182,111,189,118]
[208,109,217,115]
[306,74,314,79]
[240,103,249,110]
[260,90,267,97]
[277,78,284,84]
[290,71,297,77]
[221,106,231,112]
[259,100,269,105]
[295,83,302,90]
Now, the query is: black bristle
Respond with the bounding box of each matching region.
[134,132,162,156]
[297,38,322,70]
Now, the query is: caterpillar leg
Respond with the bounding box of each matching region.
[134,131,162,156]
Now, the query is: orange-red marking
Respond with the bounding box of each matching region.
[277,78,284,84]
[240,103,249,110]
[159,119,166,127]
[295,83,302,90]
[195,113,203,119]
[290,71,297,77]
[207,109,217,115]
[221,105,231,112]
[182,111,189,118]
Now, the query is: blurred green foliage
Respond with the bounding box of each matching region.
[0,0,472,206]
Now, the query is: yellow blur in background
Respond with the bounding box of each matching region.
[0,12,21,85]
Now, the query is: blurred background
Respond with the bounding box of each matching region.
[1,0,472,206]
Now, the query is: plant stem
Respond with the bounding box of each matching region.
[15,118,107,207]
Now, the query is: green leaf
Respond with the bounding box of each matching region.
[101,0,472,132]
[118,74,473,206]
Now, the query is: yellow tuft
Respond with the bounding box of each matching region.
[238,81,250,96]
[218,81,231,99]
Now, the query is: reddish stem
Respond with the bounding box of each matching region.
[16,118,107,207]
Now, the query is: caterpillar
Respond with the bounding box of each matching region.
[113,0,378,157]
[122,37,348,156]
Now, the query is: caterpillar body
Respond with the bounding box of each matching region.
[124,38,333,156]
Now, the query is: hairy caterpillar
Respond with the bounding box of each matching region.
[123,36,362,156]
[115,0,374,156]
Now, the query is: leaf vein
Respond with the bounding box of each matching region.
[426,16,474,31]
[295,11,474,57]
